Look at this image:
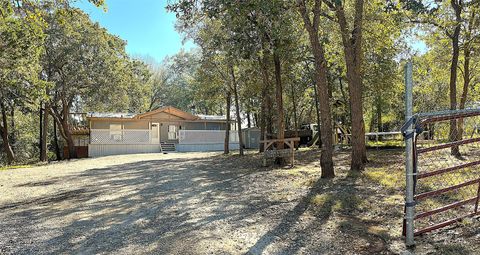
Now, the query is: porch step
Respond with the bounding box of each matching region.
[161,143,176,152]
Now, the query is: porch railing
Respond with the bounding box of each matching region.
[178,130,239,144]
[90,129,151,144]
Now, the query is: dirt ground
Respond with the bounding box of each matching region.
[0,149,478,255]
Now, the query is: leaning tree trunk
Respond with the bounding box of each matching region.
[224,91,231,154]
[62,121,76,159]
[0,101,15,164]
[230,64,244,156]
[298,0,335,177]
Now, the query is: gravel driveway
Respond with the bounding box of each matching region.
[1,151,477,255]
[0,152,328,255]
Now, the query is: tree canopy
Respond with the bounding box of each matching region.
[2,0,480,176]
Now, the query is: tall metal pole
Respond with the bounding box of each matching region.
[404,61,415,247]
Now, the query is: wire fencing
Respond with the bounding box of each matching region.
[413,110,480,234]
[403,61,480,246]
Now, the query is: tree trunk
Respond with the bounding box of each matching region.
[376,98,382,132]
[450,1,462,157]
[457,42,471,142]
[9,106,15,152]
[50,102,76,159]
[62,100,76,159]
[273,51,286,164]
[224,91,231,154]
[290,82,299,147]
[230,64,244,156]
[259,55,271,152]
[334,0,367,171]
[62,121,75,159]
[0,101,15,164]
[338,74,350,128]
[369,111,375,133]
[456,7,475,147]
[40,104,49,162]
[247,111,251,128]
[39,105,43,160]
[312,74,322,148]
[297,0,334,177]
[53,119,61,160]
[347,67,367,170]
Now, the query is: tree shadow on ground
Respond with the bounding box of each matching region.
[245,150,391,255]
[0,153,307,254]
[247,150,414,254]
[1,149,474,254]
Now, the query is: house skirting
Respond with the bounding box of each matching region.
[176,143,239,152]
[88,143,241,157]
[88,144,162,157]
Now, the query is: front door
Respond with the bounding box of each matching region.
[151,123,160,143]
[168,125,177,140]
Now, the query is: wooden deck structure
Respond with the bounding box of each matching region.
[260,137,300,167]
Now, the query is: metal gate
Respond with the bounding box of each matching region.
[403,62,480,245]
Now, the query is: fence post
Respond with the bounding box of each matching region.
[404,61,415,246]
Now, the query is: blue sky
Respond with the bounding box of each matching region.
[76,0,195,63]
[76,0,427,62]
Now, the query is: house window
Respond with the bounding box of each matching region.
[110,123,122,141]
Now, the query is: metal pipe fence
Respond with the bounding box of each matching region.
[402,62,480,245]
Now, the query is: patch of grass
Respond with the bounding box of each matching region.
[382,194,403,205]
[367,140,404,148]
[302,177,318,187]
[0,165,31,171]
[364,168,403,189]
